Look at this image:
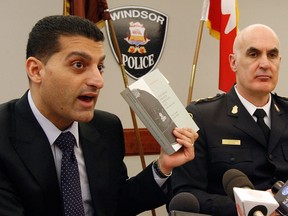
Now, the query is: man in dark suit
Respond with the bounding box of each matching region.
[170,24,288,216]
[0,15,198,216]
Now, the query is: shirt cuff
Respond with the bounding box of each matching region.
[152,164,169,187]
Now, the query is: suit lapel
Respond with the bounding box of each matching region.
[226,88,267,146]
[11,94,62,213]
[79,122,110,213]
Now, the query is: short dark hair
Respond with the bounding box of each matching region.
[26,15,104,63]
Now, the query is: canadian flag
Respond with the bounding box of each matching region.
[202,0,239,92]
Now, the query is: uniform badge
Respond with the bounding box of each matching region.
[232,105,238,114]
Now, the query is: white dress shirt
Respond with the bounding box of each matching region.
[234,86,271,128]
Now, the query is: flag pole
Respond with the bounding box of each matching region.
[63,0,69,15]
[187,20,205,106]
[103,3,156,216]
[187,0,209,105]
[106,17,148,170]
[104,5,158,216]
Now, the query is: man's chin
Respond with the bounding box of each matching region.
[75,111,94,122]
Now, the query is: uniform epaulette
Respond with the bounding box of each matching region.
[193,93,225,104]
[273,92,288,101]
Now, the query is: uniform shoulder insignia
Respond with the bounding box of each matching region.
[193,93,224,104]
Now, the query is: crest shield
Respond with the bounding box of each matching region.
[106,6,168,79]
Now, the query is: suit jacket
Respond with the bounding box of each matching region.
[0,92,168,216]
[170,87,288,216]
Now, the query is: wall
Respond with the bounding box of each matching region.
[1,1,288,215]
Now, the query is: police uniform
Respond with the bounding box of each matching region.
[170,87,288,216]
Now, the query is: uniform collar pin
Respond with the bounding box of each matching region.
[232,105,238,114]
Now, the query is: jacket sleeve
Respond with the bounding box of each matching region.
[0,165,25,216]
[0,102,25,216]
[118,163,169,215]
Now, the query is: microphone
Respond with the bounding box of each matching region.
[168,192,200,213]
[222,169,279,216]
[272,180,288,215]
[168,192,211,216]
[222,169,255,201]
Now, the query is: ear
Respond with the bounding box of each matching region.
[229,54,237,72]
[26,57,44,83]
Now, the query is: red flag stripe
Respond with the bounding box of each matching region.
[206,0,239,92]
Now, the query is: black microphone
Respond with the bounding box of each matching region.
[222,169,255,201]
[168,192,211,216]
[168,192,200,213]
[272,180,288,216]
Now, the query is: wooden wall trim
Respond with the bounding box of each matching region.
[124,128,160,156]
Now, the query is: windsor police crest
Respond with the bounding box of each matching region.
[106,6,168,79]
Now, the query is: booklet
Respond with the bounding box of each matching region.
[121,68,198,155]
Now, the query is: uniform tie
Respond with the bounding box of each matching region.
[55,131,85,216]
[253,109,270,142]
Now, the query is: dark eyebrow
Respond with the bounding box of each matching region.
[65,51,106,62]
[246,47,259,54]
[246,46,279,55]
[65,51,92,61]
[268,48,279,54]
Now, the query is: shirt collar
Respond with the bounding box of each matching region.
[27,90,79,147]
[234,86,271,119]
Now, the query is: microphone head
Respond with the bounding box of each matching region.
[222,169,255,200]
[168,192,200,213]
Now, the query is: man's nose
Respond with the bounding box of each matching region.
[259,55,270,69]
[86,68,104,89]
